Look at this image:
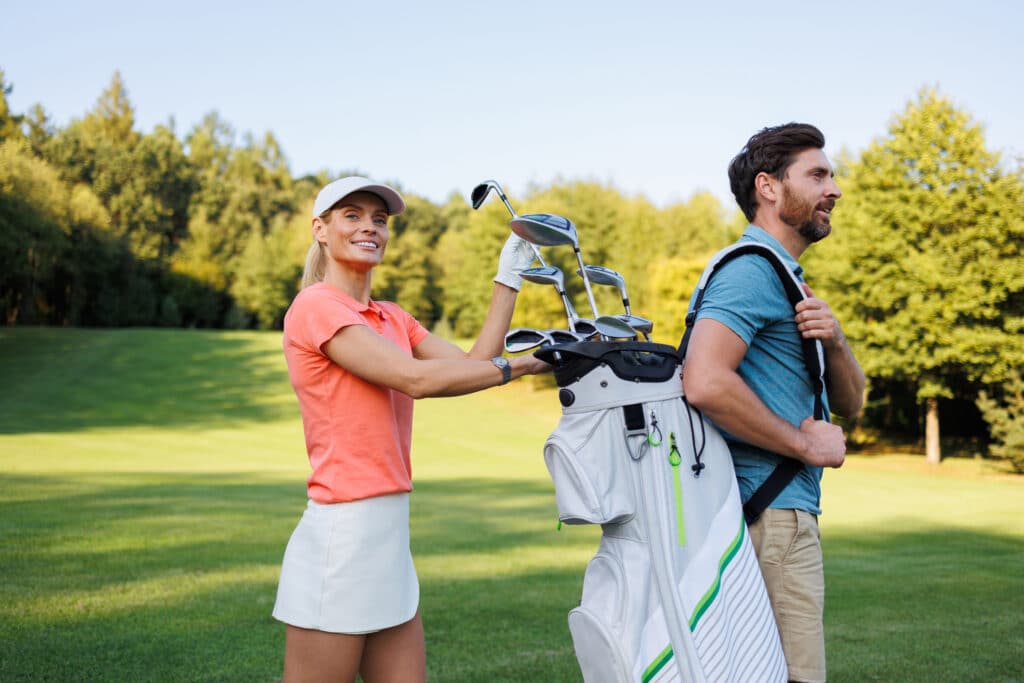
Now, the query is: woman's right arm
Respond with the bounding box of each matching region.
[323,324,548,399]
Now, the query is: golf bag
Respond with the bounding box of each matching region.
[534,341,787,683]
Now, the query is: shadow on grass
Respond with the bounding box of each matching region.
[2,471,1021,682]
[0,474,592,682]
[0,327,294,434]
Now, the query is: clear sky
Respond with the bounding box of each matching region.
[3,1,1020,209]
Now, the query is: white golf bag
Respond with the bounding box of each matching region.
[534,341,787,683]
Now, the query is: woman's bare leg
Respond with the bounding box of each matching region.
[282,625,364,683]
[360,611,426,683]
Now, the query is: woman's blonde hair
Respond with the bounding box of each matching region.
[301,209,331,288]
[302,239,326,289]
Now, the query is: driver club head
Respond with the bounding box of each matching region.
[510,213,578,247]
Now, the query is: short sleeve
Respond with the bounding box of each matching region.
[286,286,367,354]
[694,256,785,346]
[381,302,430,348]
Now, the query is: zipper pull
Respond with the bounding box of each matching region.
[648,411,662,446]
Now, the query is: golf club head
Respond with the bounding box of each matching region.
[617,314,653,333]
[594,315,638,339]
[581,264,625,289]
[570,318,600,340]
[470,183,492,210]
[470,179,518,219]
[510,213,578,247]
[519,265,566,289]
[504,328,553,353]
[546,329,586,344]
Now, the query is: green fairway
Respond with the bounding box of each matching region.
[1,328,1021,682]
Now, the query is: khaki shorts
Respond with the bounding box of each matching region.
[747,508,826,683]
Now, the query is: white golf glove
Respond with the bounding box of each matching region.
[493,233,536,291]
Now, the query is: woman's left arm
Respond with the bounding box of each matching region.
[413,282,518,361]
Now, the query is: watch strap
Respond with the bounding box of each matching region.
[491,356,511,385]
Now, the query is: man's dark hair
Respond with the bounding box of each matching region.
[728,123,826,222]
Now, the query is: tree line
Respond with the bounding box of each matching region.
[1,70,1021,468]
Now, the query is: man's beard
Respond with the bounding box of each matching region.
[780,183,832,243]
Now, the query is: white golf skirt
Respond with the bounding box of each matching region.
[272,492,419,634]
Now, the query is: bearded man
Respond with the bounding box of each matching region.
[682,123,865,683]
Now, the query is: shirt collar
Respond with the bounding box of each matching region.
[317,282,389,319]
[741,224,804,278]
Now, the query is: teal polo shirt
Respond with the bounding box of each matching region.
[689,225,828,514]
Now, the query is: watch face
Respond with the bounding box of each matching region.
[492,356,511,384]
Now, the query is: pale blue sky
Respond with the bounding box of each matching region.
[3,1,1020,209]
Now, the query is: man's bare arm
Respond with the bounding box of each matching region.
[682,318,846,468]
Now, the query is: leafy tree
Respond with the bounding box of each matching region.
[230,216,302,329]
[0,138,118,325]
[0,69,25,144]
[437,195,514,337]
[46,73,195,264]
[804,89,1024,463]
[644,253,714,345]
[375,194,446,325]
[976,371,1024,473]
[23,104,53,157]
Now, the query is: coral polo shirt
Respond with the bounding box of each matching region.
[283,282,430,503]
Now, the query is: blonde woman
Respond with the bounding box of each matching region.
[273,176,548,682]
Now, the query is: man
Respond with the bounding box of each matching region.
[682,123,865,683]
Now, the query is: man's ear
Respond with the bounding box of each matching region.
[754,172,777,204]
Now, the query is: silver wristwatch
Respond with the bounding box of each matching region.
[491,356,511,385]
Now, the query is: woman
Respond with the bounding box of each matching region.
[273,176,548,682]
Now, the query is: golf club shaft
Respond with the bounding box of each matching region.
[488,183,547,267]
[574,250,601,320]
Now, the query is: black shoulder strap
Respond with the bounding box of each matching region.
[678,242,827,524]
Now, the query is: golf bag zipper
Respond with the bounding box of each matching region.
[668,432,685,547]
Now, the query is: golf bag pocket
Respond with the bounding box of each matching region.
[544,409,635,525]
[569,553,633,683]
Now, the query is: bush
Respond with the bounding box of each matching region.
[976,371,1024,474]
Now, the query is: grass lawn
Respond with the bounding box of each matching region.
[1,327,1021,682]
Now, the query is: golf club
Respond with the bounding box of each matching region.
[593,315,639,339]
[470,180,547,267]
[504,328,553,354]
[509,213,601,321]
[545,328,588,344]
[616,313,654,341]
[520,265,588,335]
[581,265,633,316]
[568,318,600,340]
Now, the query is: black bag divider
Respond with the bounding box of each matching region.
[535,341,681,386]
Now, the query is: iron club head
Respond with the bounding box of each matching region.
[504,328,553,354]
